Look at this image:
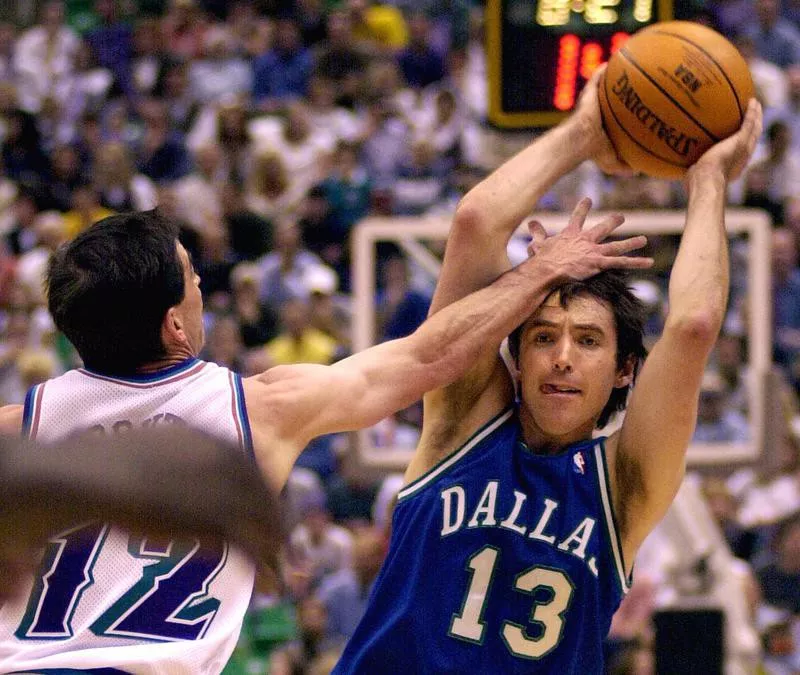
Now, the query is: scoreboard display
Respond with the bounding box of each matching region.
[487,0,676,127]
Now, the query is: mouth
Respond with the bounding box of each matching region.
[540,383,582,396]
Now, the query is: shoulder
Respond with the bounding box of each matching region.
[0,404,23,437]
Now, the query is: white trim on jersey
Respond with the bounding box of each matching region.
[593,444,631,595]
[398,409,514,501]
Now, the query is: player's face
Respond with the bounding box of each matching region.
[517,293,629,448]
[175,242,205,354]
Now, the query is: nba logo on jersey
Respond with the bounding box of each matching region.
[573,451,586,475]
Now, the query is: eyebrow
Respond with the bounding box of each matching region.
[529,319,606,333]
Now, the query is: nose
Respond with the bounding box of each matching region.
[553,338,573,373]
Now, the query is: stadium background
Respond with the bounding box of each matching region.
[1,0,800,672]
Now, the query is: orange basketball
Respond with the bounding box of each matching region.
[598,21,754,180]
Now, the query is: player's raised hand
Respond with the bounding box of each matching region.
[525,197,653,282]
[688,98,763,182]
[572,65,637,177]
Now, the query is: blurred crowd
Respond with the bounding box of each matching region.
[2,0,800,672]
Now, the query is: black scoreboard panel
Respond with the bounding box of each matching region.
[487,0,678,128]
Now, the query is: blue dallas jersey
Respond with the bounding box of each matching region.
[334,407,630,674]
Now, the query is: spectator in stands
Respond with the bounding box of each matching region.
[692,371,750,443]
[189,26,251,105]
[136,98,192,183]
[153,58,202,134]
[347,0,408,54]
[15,211,67,306]
[735,33,788,111]
[319,141,371,243]
[703,478,759,560]
[305,264,349,348]
[230,262,279,348]
[250,101,331,201]
[313,9,369,108]
[317,528,385,642]
[246,151,306,223]
[756,514,800,613]
[305,75,363,145]
[62,182,113,239]
[745,0,800,68]
[295,0,328,48]
[85,0,134,100]
[131,18,165,98]
[252,17,313,113]
[220,180,273,261]
[266,297,339,367]
[391,138,450,215]
[13,0,79,115]
[772,228,800,380]
[94,142,158,213]
[161,0,208,60]
[172,142,225,234]
[188,95,251,182]
[1,109,50,185]
[47,144,86,212]
[203,314,244,371]
[376,254,431,341]
[289,501,353,585]
[398,11,446,89]
[744,121,800,224]
[294,596,343,667]
[360,98,408,190]
[225,0,272,59]
[5,185,43,256]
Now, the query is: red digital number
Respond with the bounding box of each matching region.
[553,34,580,111]
[553,32,632,112]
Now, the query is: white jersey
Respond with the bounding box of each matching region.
[0,358,257,675]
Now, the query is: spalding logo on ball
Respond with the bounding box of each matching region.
[599,21,754,180]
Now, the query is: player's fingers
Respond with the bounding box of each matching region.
[528,220,547,244]
[600,256,655,270]
[587,212,626,241]
[599,235,648,256]
[565,197,592,233]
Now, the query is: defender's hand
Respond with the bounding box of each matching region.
[525,197,653,282]
[687,98,762,183]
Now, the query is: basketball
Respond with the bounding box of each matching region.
[598,21,754,179]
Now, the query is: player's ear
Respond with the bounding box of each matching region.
[163,306,186,345]
[614,355,636,388]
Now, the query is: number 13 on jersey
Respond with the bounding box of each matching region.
[449,546,575,659]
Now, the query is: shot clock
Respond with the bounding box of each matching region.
[486,0,676,127]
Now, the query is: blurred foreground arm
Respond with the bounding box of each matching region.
[0,427,282,601]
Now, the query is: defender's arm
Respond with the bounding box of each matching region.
[614,101,762,567]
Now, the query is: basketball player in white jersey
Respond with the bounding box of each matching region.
[0,209,651,673]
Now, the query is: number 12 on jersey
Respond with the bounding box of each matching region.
[449,546,574,659]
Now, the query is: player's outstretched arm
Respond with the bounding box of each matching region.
[244,215,652,488]
[432,65,629,318]
[614,99,763,568]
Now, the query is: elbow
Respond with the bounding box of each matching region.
[665,312,722,348]
[453,197,488,233]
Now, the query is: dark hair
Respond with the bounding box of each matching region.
[508,270,648,428]
[47,210,185,375]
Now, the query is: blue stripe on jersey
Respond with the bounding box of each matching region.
[592,443,631,594]
[21,384,40,440]
[232,374,254,460]
[79,358,200,384]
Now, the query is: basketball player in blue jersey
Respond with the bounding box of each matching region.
[0,205,649,673]
[333,69,763,674]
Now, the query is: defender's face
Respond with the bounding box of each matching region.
[517,293,629,447]
[175,242,205,354]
